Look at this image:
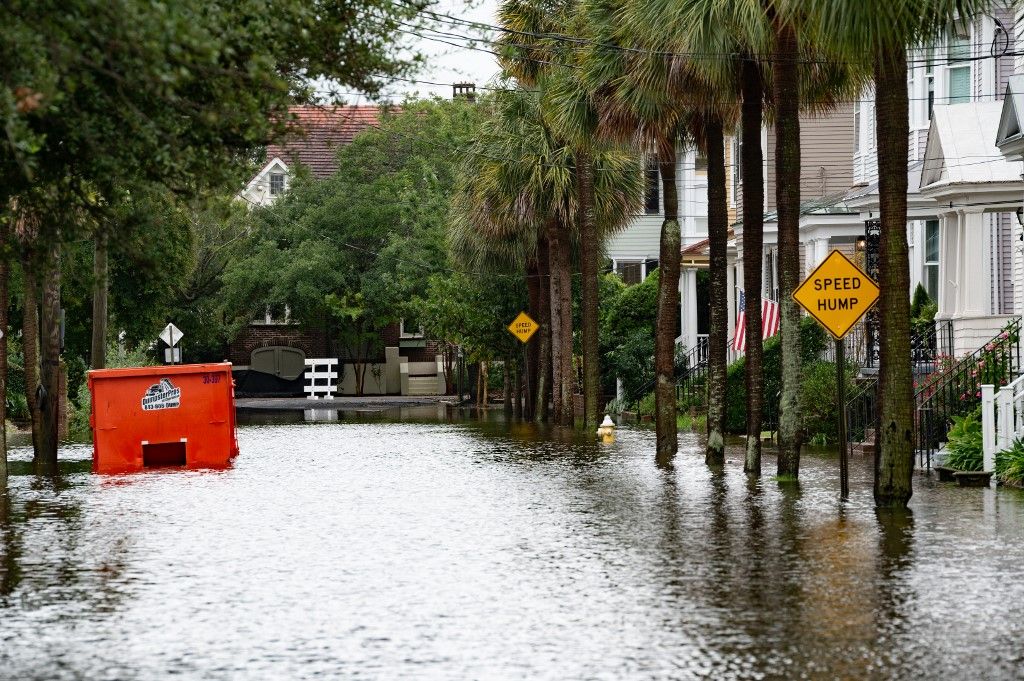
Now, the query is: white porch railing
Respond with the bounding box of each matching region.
[695,334,709,364]
[981,374,1024,475]
[304,358,338,399]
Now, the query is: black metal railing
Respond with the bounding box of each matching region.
[844,319,956,450]
[914,317,1022,468]
[622,337,712,417]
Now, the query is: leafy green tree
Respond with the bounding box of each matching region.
[222,99,482,392]
[1,0,429,470]
[600,272,658,400]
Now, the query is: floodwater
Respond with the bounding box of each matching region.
[2,408,1024,680]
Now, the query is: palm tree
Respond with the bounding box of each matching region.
[499,0,613,428]
[617,0,772,471]
[579,0,694,462]
[804,0,989,507]
[451,86,642,426]
[620,0,863,473]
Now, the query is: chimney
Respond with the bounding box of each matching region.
[452,82,477,102]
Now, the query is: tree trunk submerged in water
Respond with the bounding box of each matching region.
[742,57,765,477]
[774,20,803,478]
[655,143,680,465]
[874,48,914,508]
[547,218,574,427]
[38,238,61,475]
[0,220,9,484]
[22,256,41,461]
[534,237,551,423]
[91,229,109,370]
[577,150,601,427]
[705,116,729,467]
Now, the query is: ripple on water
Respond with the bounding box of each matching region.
[1,416,1024,679]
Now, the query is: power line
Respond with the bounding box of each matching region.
[397,0,1017,68]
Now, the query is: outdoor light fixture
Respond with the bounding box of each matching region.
[855,235,866,252]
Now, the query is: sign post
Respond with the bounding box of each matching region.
[507,312,539,418]
[793,250,880,500]
[159,323,184,365]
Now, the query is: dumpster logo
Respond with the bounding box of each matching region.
[141,378,181,411]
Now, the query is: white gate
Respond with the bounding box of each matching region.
[304,358,338,399]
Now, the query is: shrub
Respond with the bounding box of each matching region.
[800,360,856,445]
[996,438,1024,487]
[942,408,983,471]
[67,342,155,443]
[724,316,828,433]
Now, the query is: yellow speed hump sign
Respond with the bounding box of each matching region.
[793,249,880,339]
[507,311,539,343]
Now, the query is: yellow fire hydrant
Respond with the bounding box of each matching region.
[596,414,616,443]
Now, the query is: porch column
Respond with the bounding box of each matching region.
[683,269,698,352]
[816,237,829,267]
[935,211,957,321]
[727,264,736,340]
[961,208,988,317]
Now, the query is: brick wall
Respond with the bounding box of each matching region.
[229,324,329,366]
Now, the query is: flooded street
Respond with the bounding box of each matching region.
[2,411,1024,679]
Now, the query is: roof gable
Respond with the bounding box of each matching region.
[996,74,1024,157]
[920,102,1020,190]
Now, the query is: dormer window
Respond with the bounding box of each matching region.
[269,172,285,196]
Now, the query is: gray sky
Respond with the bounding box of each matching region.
[383,0,501,101]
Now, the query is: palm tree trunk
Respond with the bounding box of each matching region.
[535,236,551,422]
[38,238,61,474]
[0,221,8,484]
[503,359,512,416]
[526,263,540,419]
[22,256,41,460]
[774,19,803,477]
[91,229,109,369]
[874,47,914,507]
[577,150,601,427]
[655,142,680,464]
[706,115,729,467]
[547,218,575,426]
[742,56,765,476]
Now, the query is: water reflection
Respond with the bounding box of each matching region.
[0,414,1023,678]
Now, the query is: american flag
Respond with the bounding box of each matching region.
[733,289,781,353]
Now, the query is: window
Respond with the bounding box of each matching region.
[400,318,425,339]
[854,100,861,150]
[694,153,708,175]
[617,261,643,285]
[946,29,970,104]
[269,172,285,196]
[644,156,660,214]
[925,219,940,299]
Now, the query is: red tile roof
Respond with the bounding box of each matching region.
[264,105,390,179]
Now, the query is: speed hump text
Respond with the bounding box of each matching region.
[792,249,880,339]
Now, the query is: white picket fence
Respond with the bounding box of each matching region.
[981,373,1024,474]
[304,358,338,399]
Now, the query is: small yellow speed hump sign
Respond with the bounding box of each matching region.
[793,249,880,339]
[507,311,539,343]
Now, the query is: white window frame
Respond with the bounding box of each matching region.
[400,318,425,339]
[269,171,286,196]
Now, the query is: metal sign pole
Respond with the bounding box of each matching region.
[836,336,849,500]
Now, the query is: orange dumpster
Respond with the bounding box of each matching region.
[88,363,239,474]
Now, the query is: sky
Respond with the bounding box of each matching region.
[378,0,502,101]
